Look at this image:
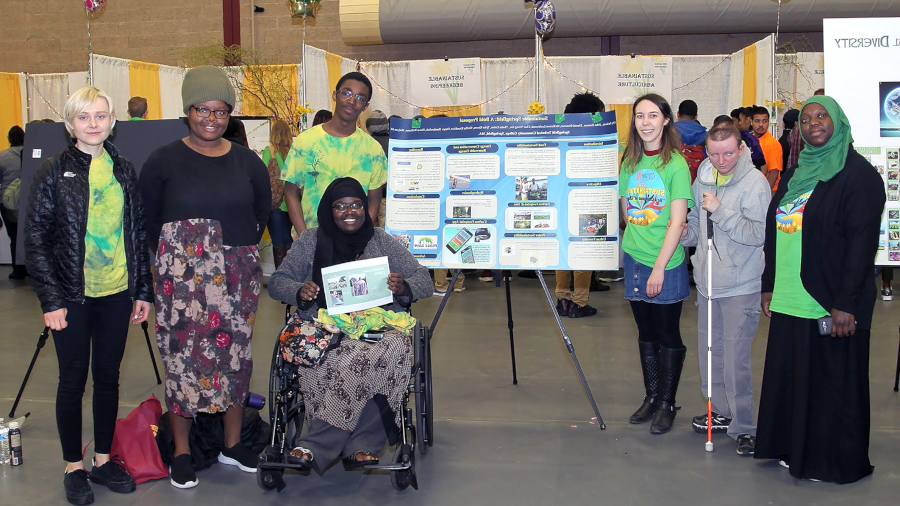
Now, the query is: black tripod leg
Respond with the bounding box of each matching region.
[505,272,518,385]
[9,327,51,419]
[141,321,162,385]
[535,272,606,429]
[429,269,461,333]
[894,325,899,392]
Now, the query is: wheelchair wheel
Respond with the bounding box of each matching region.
[268,338,282,425]
[390,444,417,491]
[424,325,434,449]
[414,326,428,454]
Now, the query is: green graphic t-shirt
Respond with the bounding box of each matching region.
[83,150,128,297]
[769,191,829,318]
[619,153,694,270]
[281,125,388,228]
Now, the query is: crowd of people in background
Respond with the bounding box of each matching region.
[0,64,883,504]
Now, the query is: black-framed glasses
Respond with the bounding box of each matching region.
[336,88,368,105]
[332,202,365,212]
[191,106,230,119]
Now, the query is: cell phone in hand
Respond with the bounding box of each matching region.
[817,316,832,336]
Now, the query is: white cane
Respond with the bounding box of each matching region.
[705,210,714,452]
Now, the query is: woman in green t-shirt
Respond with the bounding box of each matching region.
[619,94,694,435]
[263,119,294,268]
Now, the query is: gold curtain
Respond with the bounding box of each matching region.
[241,64,298,118]
[742,43,758,107]
[0,73,22,150]
[128,60,162,119]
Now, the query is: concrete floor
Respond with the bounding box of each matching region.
[0,266,898,505]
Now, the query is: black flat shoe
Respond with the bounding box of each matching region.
[342,451,379,470]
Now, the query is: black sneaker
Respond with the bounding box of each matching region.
[169,454,199,489]
[556,298,571,315]
[63,469,94,505]
[218,443,258,473]
[736,434,756,456]
[569,303,598,318]
[589,279,611,292]
[90,458,136,493]
[691,411,732,433]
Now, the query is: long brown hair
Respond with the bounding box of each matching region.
[269,119,292,159]
[620,94,682,174]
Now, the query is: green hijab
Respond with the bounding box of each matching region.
[780,95,853,205]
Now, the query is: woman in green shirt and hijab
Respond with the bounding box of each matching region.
[756,96,884,483]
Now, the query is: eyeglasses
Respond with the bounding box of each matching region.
[191,106,230,119]
[336,88,369,105]
[332,202,365,212]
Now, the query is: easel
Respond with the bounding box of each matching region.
[8,321,162,419]
[429,268,606,429]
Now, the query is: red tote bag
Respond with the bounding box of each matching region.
[110,395,168,484]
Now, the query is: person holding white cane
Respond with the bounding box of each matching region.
[680,120,770,455]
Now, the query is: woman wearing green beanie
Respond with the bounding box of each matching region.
[139,66,271,489]
[755,96,884,483]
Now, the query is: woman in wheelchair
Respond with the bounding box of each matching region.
[267,177,432,472]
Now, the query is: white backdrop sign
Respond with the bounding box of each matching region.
[409,58,483,107]
[824,17,900,265]
[598,56,673,105]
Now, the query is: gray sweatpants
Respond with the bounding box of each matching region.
[295,399,387,471]
[697,292,761,439]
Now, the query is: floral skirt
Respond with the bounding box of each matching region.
[298,330,413,433]
[154,219,262,417]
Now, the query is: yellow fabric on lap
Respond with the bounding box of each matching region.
[316,307,416,340]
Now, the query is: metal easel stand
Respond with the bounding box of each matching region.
[9,323,163,419]
[535,271,607,429]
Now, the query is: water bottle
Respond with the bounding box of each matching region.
[8,422,21,466]
[0,419,9,465]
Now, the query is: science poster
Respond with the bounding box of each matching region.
[824,17,900,264]
[385,113,620,270]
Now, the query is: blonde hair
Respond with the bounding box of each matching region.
[63,86,116,136]
[269,119,292,159]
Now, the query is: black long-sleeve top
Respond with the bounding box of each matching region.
[762,146,885,329]
[139,140,271,252]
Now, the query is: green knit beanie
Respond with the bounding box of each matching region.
[182,66,236,115]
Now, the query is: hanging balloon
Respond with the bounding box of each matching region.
[534,0,556,37]
[84,0,107,14]
[289,0,320,19]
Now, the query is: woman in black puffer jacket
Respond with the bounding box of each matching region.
[24,86,153,506]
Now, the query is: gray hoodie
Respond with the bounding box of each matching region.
[681,144,771,299]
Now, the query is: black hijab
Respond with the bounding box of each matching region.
[311,177,375,308]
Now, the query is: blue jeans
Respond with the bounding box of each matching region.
[268,209,292,247]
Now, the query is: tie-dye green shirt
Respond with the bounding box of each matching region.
[281,125,387,228]
[83,150,128,297]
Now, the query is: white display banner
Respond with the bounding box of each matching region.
[409,58,482,107]
[598,56,673,105]
[824,17,900,265]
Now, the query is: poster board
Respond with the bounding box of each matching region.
[824,18,900,264]
[385,113,620,271]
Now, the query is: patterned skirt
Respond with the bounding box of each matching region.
[154,219,262,417]
[298,331,412,433]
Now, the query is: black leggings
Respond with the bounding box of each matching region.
[629,300,684,350]
[53,290,132,462]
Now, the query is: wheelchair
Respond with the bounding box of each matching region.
[256,304,434,492]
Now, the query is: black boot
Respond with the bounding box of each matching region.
[629,340,660,424]
[272,246,288,270]
[650,346,686,434]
